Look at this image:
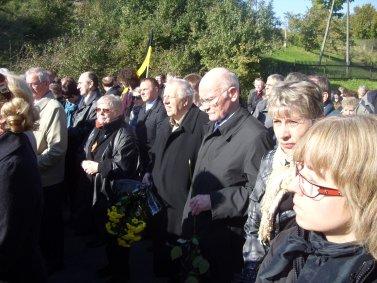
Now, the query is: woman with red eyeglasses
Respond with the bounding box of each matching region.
[256,115,377,282]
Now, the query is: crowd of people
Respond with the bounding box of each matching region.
[0,65,377,283]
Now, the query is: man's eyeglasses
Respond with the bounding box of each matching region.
[96,108,111,114]
[199,95,221,107]
[296,162,342,198]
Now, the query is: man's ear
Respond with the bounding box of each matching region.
[89,80,94,90]
[228,86,239,102]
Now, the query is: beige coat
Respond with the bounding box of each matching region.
[33,92,67,187]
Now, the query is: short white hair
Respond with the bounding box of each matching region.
[165,77,193,99]
[25,67,49,83]
[97,94,122,113]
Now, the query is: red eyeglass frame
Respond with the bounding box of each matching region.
[295,163,342,198]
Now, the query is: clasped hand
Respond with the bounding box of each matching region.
[81,160,99,175]
[189,194,211,215]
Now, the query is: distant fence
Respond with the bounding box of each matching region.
[260,58,377,80]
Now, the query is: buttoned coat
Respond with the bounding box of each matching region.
[151,105,208,235]
[33,92,68,187]
[181,107,273,282]
[135,97,167,173]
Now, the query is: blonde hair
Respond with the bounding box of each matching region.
[341,97,359,109]
[0,74,39,132]
[268,80,323,120]
[294,115,377,259]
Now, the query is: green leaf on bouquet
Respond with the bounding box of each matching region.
[192,237,199,246]
[192,256,210,274]
[185,275,199,283]
[171,246,183,260]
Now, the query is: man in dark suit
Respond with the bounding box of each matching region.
[136,78,167,176]
[73,71,102,139]
[247,78,265,114]
[70,71,101,234]
[182,67,272,282]
[146,78,208,277]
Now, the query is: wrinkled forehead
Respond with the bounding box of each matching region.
[199,80,225,97]
[164,83,178,95]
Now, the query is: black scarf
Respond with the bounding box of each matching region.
[259,230,364,282]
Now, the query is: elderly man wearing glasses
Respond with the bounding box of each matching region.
[145,77,208,278]
[25,67,67,275]
[181,67,272,282]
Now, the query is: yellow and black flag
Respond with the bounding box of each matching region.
[137,31,154,78]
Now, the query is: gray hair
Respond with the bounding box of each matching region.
[25,67,49,83]
[97,94,122,114]
[165,77,193,99]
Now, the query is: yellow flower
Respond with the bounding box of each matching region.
[108,211,123,222]
[117,238,130,247]
[133,222,146,234]
[132,234,141,242]
[131,218,139,224]
[122,233,135,241]
[105,222,116,235]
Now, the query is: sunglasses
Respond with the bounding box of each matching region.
[96,108,111,114]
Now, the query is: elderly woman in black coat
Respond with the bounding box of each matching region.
[0,74,46,282]
[81,94,139,282]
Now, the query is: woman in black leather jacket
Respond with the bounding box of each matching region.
[242,80,324,281]
[81,94,139,282]
[257,116,377,283]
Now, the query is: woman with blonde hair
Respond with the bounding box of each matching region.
[4,73,39,151]
[256,115,377,282]
[242,80,323,281]
[0,73,46,282]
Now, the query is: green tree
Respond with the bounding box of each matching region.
[4,0,280,96]
[351,4,377,39]
[286,3,346,53]
[0,0,73,66]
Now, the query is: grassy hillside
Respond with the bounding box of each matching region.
[262,46,377,91]
[267,46,343,64]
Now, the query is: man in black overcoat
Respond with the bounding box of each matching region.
[144,78,208,277]
[182,67,273,282]
[70,71,102,234]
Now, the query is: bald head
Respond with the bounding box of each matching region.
[200,67,240,93]
[199,67,240,122]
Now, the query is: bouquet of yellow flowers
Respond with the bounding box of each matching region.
[106,190,148,247]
